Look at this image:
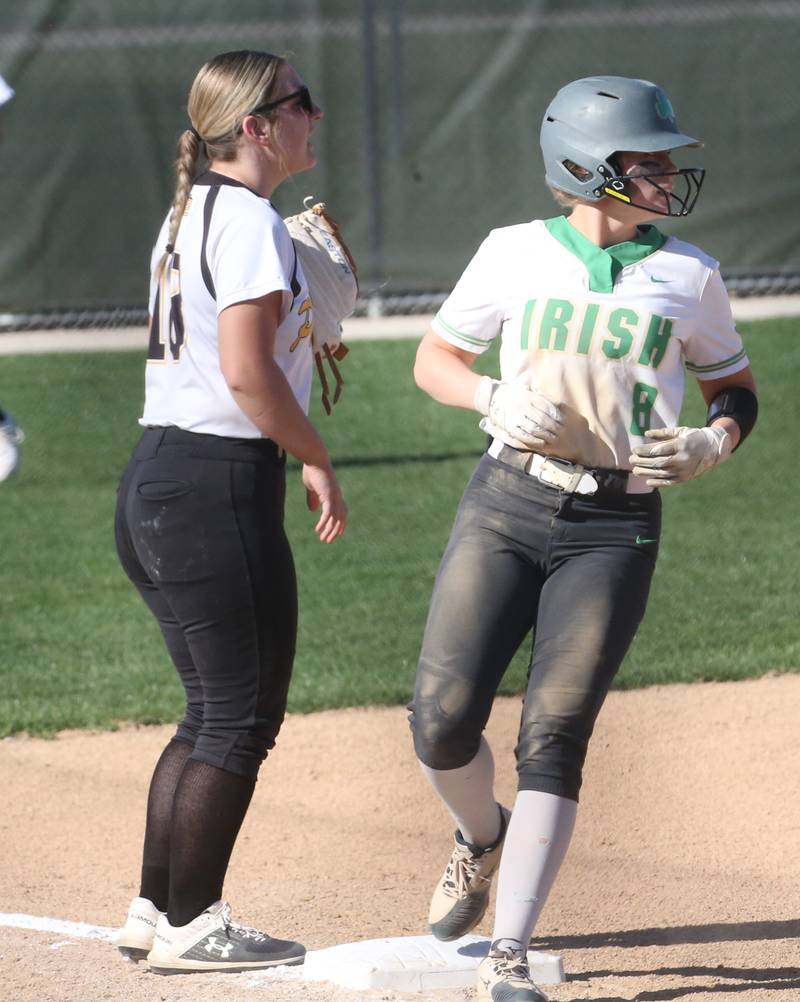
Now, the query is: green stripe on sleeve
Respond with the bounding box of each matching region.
[685,348,747,374]
[434,312,494,348]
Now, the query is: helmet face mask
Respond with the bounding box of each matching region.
[599,164,706,217]
[541,76,705,217]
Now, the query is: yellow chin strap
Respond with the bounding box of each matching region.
[603,185,632,203]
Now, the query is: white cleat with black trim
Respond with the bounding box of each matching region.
[477,944,549,1001]
[146,900,305,975]
[429,805,511,941]
[114,896,163,962]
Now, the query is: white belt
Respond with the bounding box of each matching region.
[527,452,601,494]
[487,439,642,495]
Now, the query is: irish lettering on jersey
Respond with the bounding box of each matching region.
[431,217,749,483]
[520,298,673,369]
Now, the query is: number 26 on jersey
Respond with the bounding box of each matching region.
[148,252,186,362]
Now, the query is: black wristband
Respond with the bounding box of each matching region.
[706,386,758,449]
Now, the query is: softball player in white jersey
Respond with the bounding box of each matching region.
[114,50,346,974]
[409,76,757,1002]
[0,73,25,483]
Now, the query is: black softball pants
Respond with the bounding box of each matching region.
[410,452,661,801]
[114,426,297,779]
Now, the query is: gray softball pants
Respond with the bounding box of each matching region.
[409,451,661,802]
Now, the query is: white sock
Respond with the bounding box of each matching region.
[491,790,577,946]
[418,737,503,847]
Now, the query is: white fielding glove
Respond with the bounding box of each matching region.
[629,425,732,486]
[474,375,563,450]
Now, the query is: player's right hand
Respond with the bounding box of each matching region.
[482,378,563,450]
[302,462,347,543]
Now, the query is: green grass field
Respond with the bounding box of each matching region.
[1,318,798,736]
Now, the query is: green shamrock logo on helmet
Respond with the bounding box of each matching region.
[654,90,675,122]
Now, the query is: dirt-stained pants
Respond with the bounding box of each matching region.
[410,452,661,801]
[115,426,296,779]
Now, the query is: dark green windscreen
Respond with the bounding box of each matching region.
[1,1,797,314]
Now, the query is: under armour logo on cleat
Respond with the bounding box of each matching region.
[204,936,234,958]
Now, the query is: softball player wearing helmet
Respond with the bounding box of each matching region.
[0,73,25,484]
[114,50,346,974]
[409,76,757,1002]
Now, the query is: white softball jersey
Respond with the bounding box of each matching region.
[141,171,314,438]
[433,216,749,486]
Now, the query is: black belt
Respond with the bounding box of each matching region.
[136,426,284,463]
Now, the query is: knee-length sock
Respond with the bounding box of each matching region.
[491,790,577,950]
[167,758,256,927]
[139,738,193,911]
[419,737,503,847]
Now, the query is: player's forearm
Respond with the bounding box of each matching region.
[413,331,482,411]
[700,370,758,454]
[226,360,330,468]
[708,415,740,451]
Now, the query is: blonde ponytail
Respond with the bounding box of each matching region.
[153,129,201,282]
[168,129,201,249]
[155,50,285,277]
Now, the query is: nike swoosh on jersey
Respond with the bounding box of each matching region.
[649,275,672,283]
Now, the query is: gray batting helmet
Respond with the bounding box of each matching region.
[540,76,704,215]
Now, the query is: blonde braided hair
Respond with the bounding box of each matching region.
[156,50,286,277]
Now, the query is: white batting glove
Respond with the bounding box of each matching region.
[629,425,732,486]
[474,375,563,450]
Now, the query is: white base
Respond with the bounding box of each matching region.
[303,934,564,992]
[0,913,114,941]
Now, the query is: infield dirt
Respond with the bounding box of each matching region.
[2,673,799,1002]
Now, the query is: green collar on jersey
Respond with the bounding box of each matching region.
[544,216,667,294]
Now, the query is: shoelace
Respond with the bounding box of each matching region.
[487,950,532,987]
[217,903,269,942]
[228,923,269,942]
[442,843,489,898]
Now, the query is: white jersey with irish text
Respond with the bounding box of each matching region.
[432,216,748,488]
[141,171,314,438]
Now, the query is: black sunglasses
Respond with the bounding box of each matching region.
[248,85,314,118]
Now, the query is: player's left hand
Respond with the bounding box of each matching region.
[629,425,732,486]
[302,461,348,543]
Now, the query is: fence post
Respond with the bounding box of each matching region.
[362,0,384,315]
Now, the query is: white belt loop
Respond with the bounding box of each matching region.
[487,438,505,461]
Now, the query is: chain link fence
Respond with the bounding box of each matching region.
[1,0,799,330]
